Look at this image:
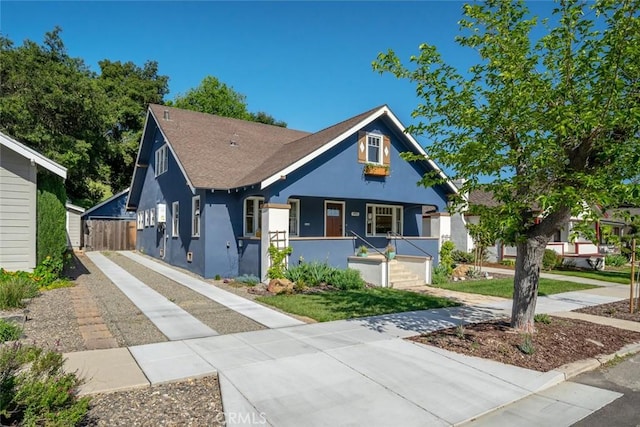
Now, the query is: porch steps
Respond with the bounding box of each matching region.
[389,261,424,289]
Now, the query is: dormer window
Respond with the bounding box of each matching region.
[357,131,391,167]
[367,134,382,164]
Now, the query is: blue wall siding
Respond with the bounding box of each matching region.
[83,192,135,220]
[202,191,245,278]
[267,118,449,209]
[136,126,206,276]
[238,238,260,277]
[290,239,358,269]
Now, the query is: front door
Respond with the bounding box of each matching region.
[325,202,344,237]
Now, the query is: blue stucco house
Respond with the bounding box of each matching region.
[126,104,457,282]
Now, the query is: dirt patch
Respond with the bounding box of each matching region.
[575,299,640,323]
[411,316,640,372]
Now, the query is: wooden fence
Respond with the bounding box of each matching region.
[83,220,136,251]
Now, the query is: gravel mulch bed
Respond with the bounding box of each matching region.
[81,376,224,427]
[412,316,640,372]
[1,286,85,353]
[71,253,167,347]
[106,252,265,335]
[574,299,640,322]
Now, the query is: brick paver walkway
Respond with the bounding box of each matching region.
[69,283,118,350]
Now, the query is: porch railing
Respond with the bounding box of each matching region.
[349,230,389,259]
[386,231,433,258]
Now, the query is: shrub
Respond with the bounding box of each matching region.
[234,274,260,286]
[500,259,516,267]
[0,277,39,309]
[36,190,67,268]
[439,241,456,274]
[605,254,628,267]
[0,344,90,426]
[534,313,552,324]
[0,319,23,343]
[452,250,474,264]
[431,264,450,285]
[285,264,364,290]
[266,245,293,279]
[328,268,365,290]
[542,249,561,270]
[517,333,536,355]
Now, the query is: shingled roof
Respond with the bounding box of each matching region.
[149,104,389,190]
[149,104,310,189]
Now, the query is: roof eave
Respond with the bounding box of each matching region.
[0,132,67,179]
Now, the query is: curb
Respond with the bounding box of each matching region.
[555,341,640,380]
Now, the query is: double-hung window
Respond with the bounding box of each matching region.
[150,208,155,227]
[366,204,403,236]
[367,134,382,164]
[144,210,149,227]
[244,197,264,236]
[155,144,168,176]
[137,212,144,229]
[288,199,300,236]
[171,201,179,237]
[192,196,200,237]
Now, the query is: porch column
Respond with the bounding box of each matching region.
[260,203,290,282]
[429,212,451,250]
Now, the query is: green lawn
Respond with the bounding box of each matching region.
[256,288,459,322]
[433,278,598,299]
[549,268,632,284]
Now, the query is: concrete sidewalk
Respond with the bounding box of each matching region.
[63,255,636,426]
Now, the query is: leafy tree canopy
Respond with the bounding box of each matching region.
[168,75,287,127]
[374,0,640,330]
[0,27,170,206]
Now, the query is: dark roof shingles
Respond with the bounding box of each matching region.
[150,104,385,189]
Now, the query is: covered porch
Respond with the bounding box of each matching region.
[238,196,445,284]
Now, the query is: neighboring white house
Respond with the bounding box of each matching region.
[450,186,635,268]
[66,203,85,250]
[0,132,67,271]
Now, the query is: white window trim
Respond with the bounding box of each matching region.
[155,144,168,176]
[137,211,144,230]
[244,196,265,237]
[144,210,149,227]
[324,200,346,237]
[172,201,179,237]
[150,208,155,227]
[288,199,300,237]
[366,203,403,237]
[192,195,200,237]
[366,133,383,164]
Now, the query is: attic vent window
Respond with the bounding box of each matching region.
[163,110,170,120]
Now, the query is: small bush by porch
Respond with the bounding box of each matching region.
[256,288,459,322]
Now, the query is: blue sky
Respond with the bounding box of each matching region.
[1,1,555,135]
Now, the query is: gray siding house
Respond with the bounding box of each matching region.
[0,132,67,271]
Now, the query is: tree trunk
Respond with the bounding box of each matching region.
[511,237,547,332]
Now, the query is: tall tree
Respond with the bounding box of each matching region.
[0,28,170,205]
[0,27,110,203]
[169,76,250,118]
[374,0,640,331]
[96,60,169,192]
[169,75,287,127]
